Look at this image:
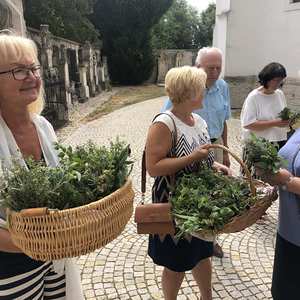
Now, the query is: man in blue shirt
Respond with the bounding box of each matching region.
[162,47,231,167]
[161,47,231,258]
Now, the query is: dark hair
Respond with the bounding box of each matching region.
[258,62,287,88]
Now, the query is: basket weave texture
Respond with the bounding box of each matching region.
[189,144,278,241]
[7,179,134,261]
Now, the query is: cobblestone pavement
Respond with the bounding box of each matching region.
[64,96,278,300]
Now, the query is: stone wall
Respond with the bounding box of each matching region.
[27,25,110,127]
[225,76,257,109]
[283,78,300,112]
[226,76,300,110]
[0,0,26,35]
[156,49,198,84]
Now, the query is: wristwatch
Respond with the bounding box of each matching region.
[281,175,294,191]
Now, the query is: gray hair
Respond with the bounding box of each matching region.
[195,47,223,67]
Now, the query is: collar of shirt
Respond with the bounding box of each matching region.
[205,81,220,96]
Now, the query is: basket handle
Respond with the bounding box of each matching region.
[19,207,49,217]
[207,144,256,196]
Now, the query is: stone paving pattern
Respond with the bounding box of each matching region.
[64,96,278,299]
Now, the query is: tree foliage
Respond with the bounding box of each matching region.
[151,1,216,49]
[92,0,173,84]
[196,3,216,47]
[24,0,100,43]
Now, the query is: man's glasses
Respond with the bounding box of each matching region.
[0,65,41,81]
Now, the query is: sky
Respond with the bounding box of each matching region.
[186,0,216,12]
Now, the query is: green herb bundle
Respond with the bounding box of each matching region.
[171,168,256,238]
[278,107,300,125]
[0,139,133,211]
[244,133,287,174]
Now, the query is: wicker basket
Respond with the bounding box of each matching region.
[7,179,134,261]
[188,145,278,241]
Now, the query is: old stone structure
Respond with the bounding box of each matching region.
[27,25,110,127]
[214,0,300,109]
[156,49,198,84]
[0,0,26,35]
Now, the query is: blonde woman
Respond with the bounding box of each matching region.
[146,66,231,300]
[0,33,83,299]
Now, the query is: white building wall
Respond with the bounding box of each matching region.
[213,0,231,78]
[221,0,300,78]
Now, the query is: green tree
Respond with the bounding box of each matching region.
[92,0,173,84]
[24,0,99,43]
[195,3,216,47]
[151,0,216,49]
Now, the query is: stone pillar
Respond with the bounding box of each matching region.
[40,24,53,68]
[79,64,90,101]
[93,51,101,93]
[0,0,26,35]
[59,45,72,107]
[157,51,170,84]
[78,45,90,101]
[82,41,96,97]
[175,52,184,67]
[102,56,111,91]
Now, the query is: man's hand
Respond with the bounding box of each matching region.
[223,151,230,167]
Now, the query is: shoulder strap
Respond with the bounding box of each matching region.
[141,113,177,194]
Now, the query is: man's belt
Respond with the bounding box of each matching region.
[210,138,217,143]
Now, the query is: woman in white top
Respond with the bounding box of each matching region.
[241,62,290,176]
[0,33,83,299]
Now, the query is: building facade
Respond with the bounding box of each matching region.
[214,0,300,109]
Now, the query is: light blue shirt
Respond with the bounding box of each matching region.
[161,79,231,139]
[277,129,300,246]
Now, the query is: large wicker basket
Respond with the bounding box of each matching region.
[188,145,278,241]
[7,179,134,261]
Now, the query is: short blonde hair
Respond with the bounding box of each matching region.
[165,66,207,104]
[0,33,44,114]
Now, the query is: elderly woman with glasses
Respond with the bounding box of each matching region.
[241,62,290,177]
[0,33,83,299]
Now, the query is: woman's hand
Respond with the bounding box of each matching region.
[213,162,233,176]
[190,144,210,162]
[276,119,290,128]
[0,228,22,253]
[257,168,292,186]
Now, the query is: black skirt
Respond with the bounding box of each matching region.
[271,233,300,300]
[148,234,213,272]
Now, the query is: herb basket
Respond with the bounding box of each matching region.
[187,145,278,241]
[7,179,134,261]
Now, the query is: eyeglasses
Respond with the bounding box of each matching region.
[0,65,41,81]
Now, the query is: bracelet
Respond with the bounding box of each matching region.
[281,175,294,191]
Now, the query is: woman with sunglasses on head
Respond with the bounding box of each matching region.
[240,62,290,177]
[0,32,83,299]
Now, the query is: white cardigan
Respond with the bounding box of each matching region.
[0,114,84,300]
